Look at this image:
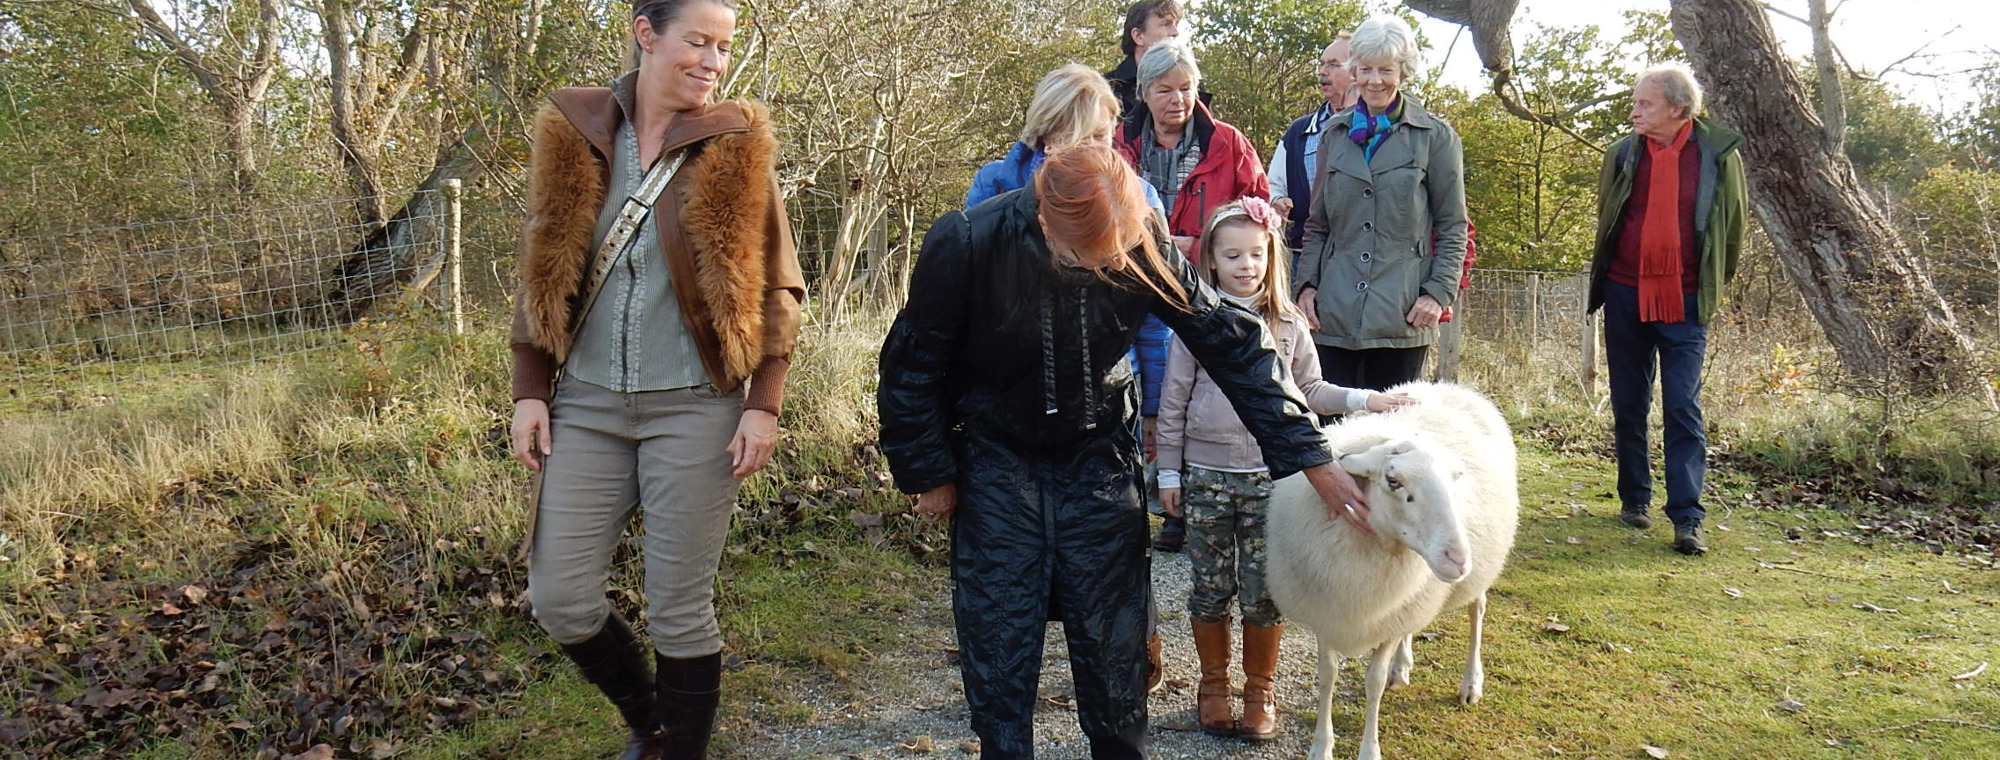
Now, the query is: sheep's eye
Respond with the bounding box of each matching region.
[1386,477,1403,489]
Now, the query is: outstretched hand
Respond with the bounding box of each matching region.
[1365,392,1417,413]
[1304,462,1373,534]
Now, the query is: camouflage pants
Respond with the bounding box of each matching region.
[1182,466,1281,627]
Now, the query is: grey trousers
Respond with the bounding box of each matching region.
[527,376,744,657]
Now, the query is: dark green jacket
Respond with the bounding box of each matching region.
[1587,117,1748,325]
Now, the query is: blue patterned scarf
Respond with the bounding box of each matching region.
[1347,94,1405,162]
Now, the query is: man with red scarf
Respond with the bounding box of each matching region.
[1587,63,1747,556]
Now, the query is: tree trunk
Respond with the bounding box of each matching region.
[222,100,260,210]
[309,129,488,325]
[1670,0,1984,396]
[320,0,388,227]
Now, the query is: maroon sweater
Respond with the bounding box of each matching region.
[1607,142,1701,291]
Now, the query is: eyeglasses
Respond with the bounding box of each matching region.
[1315,59,1345,71]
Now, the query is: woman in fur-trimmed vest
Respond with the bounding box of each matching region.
[507,1,803,757]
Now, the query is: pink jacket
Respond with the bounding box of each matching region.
[1158,311,1370,474]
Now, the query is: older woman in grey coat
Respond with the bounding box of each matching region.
[1295,15,1468,391]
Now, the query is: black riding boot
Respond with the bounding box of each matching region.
[656,650,723,760]
[559,614,665,760]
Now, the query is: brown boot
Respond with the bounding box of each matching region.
[1145,633,1165,693]
[1191,618,1235,736]
[1239,622,1282,741]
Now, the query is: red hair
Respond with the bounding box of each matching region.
[1035,144,1187,308]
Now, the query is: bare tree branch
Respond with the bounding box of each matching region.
[123,0,228,107]
[1762,2,1809,26]
[1875,29,1962,77]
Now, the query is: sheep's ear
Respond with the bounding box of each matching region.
[1337,443,1391,479]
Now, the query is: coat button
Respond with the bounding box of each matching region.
[1360,252,1372,263]
[1362,188,1373,198]
[1356,281,1369,292]
[1362,221,1372,231]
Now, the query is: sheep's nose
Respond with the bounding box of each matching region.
[1437,547,1472,582]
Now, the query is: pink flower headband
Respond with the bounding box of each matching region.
[1205,196,1285,238]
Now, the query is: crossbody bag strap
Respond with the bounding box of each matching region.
[572,149,690,329]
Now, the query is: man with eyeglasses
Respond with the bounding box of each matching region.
[1269,34,1354,255]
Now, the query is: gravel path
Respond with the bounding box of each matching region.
[730,548,1419,759]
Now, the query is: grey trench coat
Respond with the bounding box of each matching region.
[1299,94,1468,350]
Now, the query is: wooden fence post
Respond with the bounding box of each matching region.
[1435,301,1463,382]
[1525,273,1542,353]
[1580,310,1600,399]
[444,179,464,336]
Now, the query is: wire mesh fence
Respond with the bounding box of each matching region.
[1,187,460,404]
[7,178,1985,412]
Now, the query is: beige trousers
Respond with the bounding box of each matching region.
[527,376,743,657]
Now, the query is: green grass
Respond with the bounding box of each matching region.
[381,446,1999,760]
[4,308,1994,759]
[1319,448,1999,759]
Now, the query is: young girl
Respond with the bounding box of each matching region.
[1156,197,1413,740]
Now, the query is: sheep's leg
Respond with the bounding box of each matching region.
[1358,639,1395,760]
[1387,633,1413,688]
[1460,592,1488,705]
[1309,640,1342,760]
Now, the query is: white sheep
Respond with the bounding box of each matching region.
[1266,380,1521,760]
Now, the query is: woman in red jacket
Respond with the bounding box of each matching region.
[1115,37,1270,268]
[1114,36,1268,550]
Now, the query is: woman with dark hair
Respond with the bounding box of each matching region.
[508,1,804,757]
[878,143,1369,759]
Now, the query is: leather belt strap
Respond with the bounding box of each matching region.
[573,149,689,330]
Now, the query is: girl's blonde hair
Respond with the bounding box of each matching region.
[1036,144,1188,309]
[1198,198,1302,324]
[1022,64,1120,150]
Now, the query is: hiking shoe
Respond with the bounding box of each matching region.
[1673,522,1709,555]
[1619,504,1652,529]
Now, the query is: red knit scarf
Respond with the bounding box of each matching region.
[1637,120,1694,323]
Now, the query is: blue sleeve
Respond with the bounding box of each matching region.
[1133,183,1170,415]
[965,165,996,209]
[1136,313,1170,416]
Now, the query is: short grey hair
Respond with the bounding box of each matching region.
[1636,63,1704,119]
[1348,15,1421,78]
[1137,37,1201,97]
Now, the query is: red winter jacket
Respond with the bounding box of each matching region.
[1115,101,1270,265]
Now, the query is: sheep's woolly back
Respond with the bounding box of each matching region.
[1266,381,1521,657]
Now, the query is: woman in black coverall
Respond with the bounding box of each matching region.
[877,144,1370,759]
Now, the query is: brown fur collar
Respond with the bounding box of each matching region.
[681,102,774,384]
[518,96,776,386]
